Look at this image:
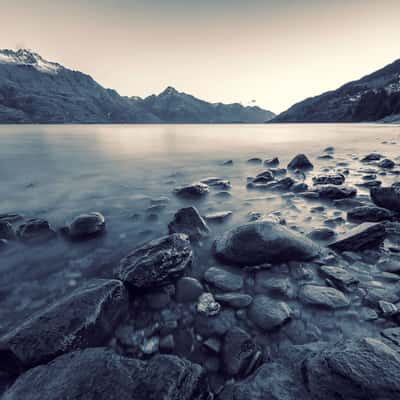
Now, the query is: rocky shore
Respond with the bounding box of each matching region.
[2,148,400,399]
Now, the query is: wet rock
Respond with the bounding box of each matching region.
[0,213,23,223]
[201,177,231,189]
[378,258,400,273]
[379,300,399,317]
[2,348,208,400]
[0,279,128,374]
[347,205,392,222]
[203,337,221,353]
[248,295,292,331]
[214,293,253,308]
[255,273,291,297]
[174,182,209,198]
[318,154,333,160]
[303,337,400,400]
[195,309,236,337]
[222,327,260,377]
[264,157,279,167]
[362,152,383,162]
[204,267,243,292]
[317,185,357,200]
[65,212,106,239]
[146,290,171,310]
[312,174,345,186]
[222,159,233,166]
[204,211,232,223]
[371,186,400,211]
[16,219,56,243]
[253,170,274,183]
[324,146,335,153]
[323,216,345,227]
[333,198,366,209]
[247,157,262,164]
[213,221,320,266]
[168,206,210,240]
[307,228,336,242]
[381,327,400,347]
[270,167,287,176]
[291,182,308,192]
[175,277,204,303]
[299,284,350,309]
[357,179,382,188]
[365,286,400,305]
[214,191,232,198]
[0,222,15,240]
[117,233,192,290]
[329,222,386,252]
[287,154,313,170]
[197,293,220,316]
[265,177,295,191]
[378,158,395,169]
[319,265,359,290]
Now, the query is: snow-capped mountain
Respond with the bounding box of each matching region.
[272,59,400,123]
[0,49,275,123]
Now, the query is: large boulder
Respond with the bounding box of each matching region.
[0,279,128,374]
[117,234,192,290]
[213,221,319,266]
[288,154,313,170]
[329,222,386,252]
[303,337,400,400]
[168,207,210,240]
[2,348,209,400]
[371,186,400,212]
[347,206,392,222]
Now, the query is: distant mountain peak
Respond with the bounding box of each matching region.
[160,86,179,96]
[0,48,61,74]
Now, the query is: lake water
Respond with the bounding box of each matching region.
[0,123,400,335]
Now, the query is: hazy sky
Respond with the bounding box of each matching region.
[1,0,400,113]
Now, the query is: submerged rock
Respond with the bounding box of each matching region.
[378,158,395,169]
[65,212,106,239]
[0,279,128,374]
[347,205,392,222]
[174,182,209,198]
[247,157,263,164]
[287,154,313,170]
[213,221,320,266]
[299,284,350,309]
[2,348,209,400]
[361,152,383,162]
[317,185,357,200]
[329,222,386,252]
[303,337,400,400]
[16,219,56,242]
[117,233,192,290]
[371,186,400,212]
[168,206,210,240]
[264,157,279,167]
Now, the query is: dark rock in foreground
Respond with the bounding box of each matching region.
[118,233,192,290]
[3,348,209,400]
[329,222,386,252]
[287,154,313,170]
[16,219,56,242]
[303,337,400,400]
[168,206,210,240]
[371,186,400,212]
[0,279,128,374]
[213,221,320,266]
[65,212,106,239]
[347,205,392,222]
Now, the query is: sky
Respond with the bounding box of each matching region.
[1,0,400,113]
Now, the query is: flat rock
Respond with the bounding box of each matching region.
[66,212,106,239]
[303,337,400,400]
[16,219,56,242]
[168,207,210,240]
[0,279,128,374]
[299,284,350,309]
[117,233,192,290]
[381,327,400,347]
[248,295,292,331]
[213,221,320,266]
[333,198,366,209]
[287,154,313,170]
[2,348,208,400]
[319,265,359,289]
[204,267,243,292]
[204,211,232,223]
[312,174,345,186]
[214,293,253,308]
[247,157,263,164]
[371,186,400,212]
[329,222,386,252]
[307,228,336,242]
[174,182,209,197]
[317,185,357,200]
[347,206,392,222]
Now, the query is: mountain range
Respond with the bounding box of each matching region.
[0,49,275,124]
[272,58,400,123]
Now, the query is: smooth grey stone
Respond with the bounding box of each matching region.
[299,284,350,309]
[317,185,357,200]
[194,309,236,337]
[371,186,400,212]
[16,218,56,243]
[175,277,204,303]
[247,158,263,164]
[264,157,279,167]
[204,211,232,223]
[307,228,336,242]
[347,206,392,222]
[204,267,243,292]
[378,158,395,169]
[66,212,106,238]
[174,182,209,197]
[361,152,384,162]
[214,293,253,308]
[312,174,345,186]
[168,206,210,240]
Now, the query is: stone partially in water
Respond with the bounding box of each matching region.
[0,279,128,374]
[204,211,232,223]
[117,233,192,290]
[307,228,336,242]
[204,267,243,292]
[378,158,395,169]
[214,293,253,308]
[264,157,279,167]
[347,206,392,222]
[299,284,350,309]
[317,185,357,200]
[213,221,320,266]
[0,222,15,240]
[312,173,345,186]
[303,337,400,400]
[16,219,56,243]
[329,222,386,252]
[287,154,313,170]
[371,186,400,212]
[66,212,106,239]
[174,182,209,198]
[362,152,383,162]
[175,277,204,303]
[168,206,210,240]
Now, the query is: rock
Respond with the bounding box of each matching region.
[159,334,175,352]
[213,221,320,266]
[0,213,23,223]
[287,154,313,170]
[270,167,287,176]
[248,295,292,331]
[347,206,392,222]
[291,182,308,192]
[2,348,208,400]
[200,177,231,189]
[307,228,336,242]
[168,207,210,240]
[222,327,260,377]
[333,198,366,209]
[312,174,345,186]
[371,186,400,211]
[204,211,232,223]
[357,179,382,189]
[175,277,204,303]
[378,300,399,317]
[317,185,357,200]
[381,327,400,347]
[0,279,128,374]
[299,284,350,309]
[117,233,192,290]
[255,274,291,297]
[264,157,279,167]
[66,212,106,239]
[140,336,160,354]
[319,265,359,290]
[194,309,236,337]
[378,158,395,169]
[222,159,233,165]
[324,146,335,153]
[362,152,383,162]
[303,337,400,400]
[203,337,221,353]
[197,293,220,316]
[378,258,400,273]
[253,170,274,183]
[174,182,209,197]
[204,267,243,292]
[0,222,15,240]
[329,222,386,252]
[214,191,232,198]
[16,219,56,242]
[146,290,171,310]
[214,293,253,308]
[247,157,262,164]
[267,177,295,191]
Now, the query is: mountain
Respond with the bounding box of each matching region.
[272,59,400,123]
[0,49,275,123]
